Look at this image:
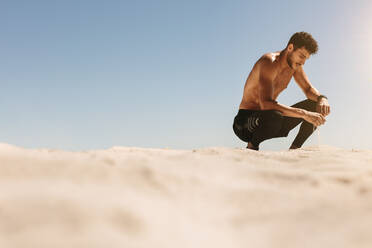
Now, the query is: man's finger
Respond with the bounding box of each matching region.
[318,116,324,125]
[321,118,325,124]
[321,105,326,115]
[317,104,322,113]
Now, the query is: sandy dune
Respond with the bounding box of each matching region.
[1,143,372,248]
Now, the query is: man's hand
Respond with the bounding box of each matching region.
[316,98,331,116]
[303,110,326,127]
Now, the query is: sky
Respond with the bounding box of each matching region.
[0,0,371,151]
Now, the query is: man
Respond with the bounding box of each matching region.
[233,32,331,151]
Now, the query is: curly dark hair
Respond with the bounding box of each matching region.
[287,32,318,55]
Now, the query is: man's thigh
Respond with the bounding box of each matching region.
[291,99,317,111]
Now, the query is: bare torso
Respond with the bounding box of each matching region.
[239,52,295,110]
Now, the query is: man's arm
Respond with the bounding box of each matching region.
[258,60,307,118]
[258,59,325,126]
[293,66,320,101]
[293,66,331,116]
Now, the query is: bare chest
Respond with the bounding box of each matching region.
[272,70,293,97]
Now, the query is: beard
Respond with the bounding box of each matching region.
[286,54,294,69]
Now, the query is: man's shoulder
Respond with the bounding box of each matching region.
[256,53,278,74]
[261,52,277,61]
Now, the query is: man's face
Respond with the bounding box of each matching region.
[287,45,310,70]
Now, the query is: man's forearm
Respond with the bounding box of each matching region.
[305,87,320,102]
[260,100,306,118]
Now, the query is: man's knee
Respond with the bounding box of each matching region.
[292,99,317,112]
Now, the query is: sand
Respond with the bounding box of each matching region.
[0,143,372,248]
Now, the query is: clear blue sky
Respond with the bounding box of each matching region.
[0,0,371,151]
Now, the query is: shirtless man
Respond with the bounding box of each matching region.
[233,32,331,150]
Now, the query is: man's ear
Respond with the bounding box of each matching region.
[287,43,294,52]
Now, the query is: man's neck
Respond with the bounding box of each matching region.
[278,49,293,72]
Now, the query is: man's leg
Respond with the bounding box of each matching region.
[248,99,318,150]
[232,110,256,144]
[278,99,318,149]
[249,110,284,150]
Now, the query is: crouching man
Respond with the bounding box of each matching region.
[233,32,330,151]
